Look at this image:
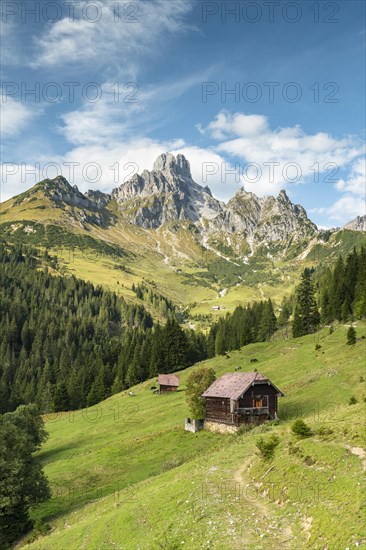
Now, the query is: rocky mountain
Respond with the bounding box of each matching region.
[111,152,317,246]
[42,176,111,210]
[1,152,364,317]
[2,153,363,256]
[111,153,225,230]
[342,214,366,232]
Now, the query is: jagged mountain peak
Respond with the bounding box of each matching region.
[152,152,192,181]
[109,153,317,241]
[41,175,110,211]
[277,189,290,202]
[5,154,321,248]
[111,152,212,205]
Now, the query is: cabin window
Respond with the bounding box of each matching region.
[252,395,268,408]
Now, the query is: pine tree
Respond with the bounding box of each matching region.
[293,269,320,337]
[258,300,277,341]
[354,248,366,318]
[347,326,356,345]
[53,382,70,412]
[164,319,188,370]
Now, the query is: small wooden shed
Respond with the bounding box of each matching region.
[158,374,180,394]
[202,372,284,430]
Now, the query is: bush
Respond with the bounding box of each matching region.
[347,326,356,345]
[25,519,51,544]
[185,367,216,420]
[256,434,280,460]
[349,396,358,405]
[329,326,334,335]
[315,343,321,351]
[291,419,312,438]
[304,455,316,466]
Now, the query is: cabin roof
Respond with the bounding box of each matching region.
[158,374,180,387]
[202,372,284,400]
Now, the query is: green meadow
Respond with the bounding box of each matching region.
[22,323,366,550]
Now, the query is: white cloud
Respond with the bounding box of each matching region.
[326,195,365,222]
[30,0,193,73]
[58,73,210,147]
[199,111,268,140]
[0,140,239,204]
[310,156,366,224]
[335,157,365,198]
[0,96,40,137]
[200,110,363,196]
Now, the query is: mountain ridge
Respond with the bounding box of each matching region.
[1,152,365,322]
[3,153,363,240]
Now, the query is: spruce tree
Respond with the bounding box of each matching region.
[258,300,277,341]
[53,382,70,412]
[293,269,320,337]
[347,326,356,345]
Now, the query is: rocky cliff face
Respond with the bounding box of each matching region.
[112,153,317,245]
[43,176,111,210]
[342,215,366,232]
[111,153,225,229]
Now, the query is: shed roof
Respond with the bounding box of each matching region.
[158,374,180,387]
[202,372,283,400]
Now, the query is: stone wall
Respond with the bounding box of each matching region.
[203,421,238,434]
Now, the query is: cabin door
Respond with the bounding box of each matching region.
[253,397,262,408]
[253,395,268,408]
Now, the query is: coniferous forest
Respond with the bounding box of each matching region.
[0,244,365,414]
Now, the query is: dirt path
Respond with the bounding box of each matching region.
[231,459,295,548]
[344,445,366,471]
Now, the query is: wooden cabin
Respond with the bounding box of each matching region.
[202,372,284,430]
[158,374,180,394]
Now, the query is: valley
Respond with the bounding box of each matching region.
[1,153,365,549]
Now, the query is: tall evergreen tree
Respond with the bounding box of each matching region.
[293,269,320,337]
[0,405,50,548]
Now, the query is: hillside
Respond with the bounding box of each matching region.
[23,324,366,550]
[1,154,365,323]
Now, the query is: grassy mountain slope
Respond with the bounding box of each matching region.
[2,185,365,324]
[23,323,366,550]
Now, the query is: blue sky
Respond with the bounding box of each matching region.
[1,0,365,227]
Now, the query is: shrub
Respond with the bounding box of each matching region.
[315,343,321,351]
[347,326,356,345]
[256,434,280,460]
[304,455,316,466]
[329,326,334,335]
[185,367,216,420]
[291,419,312,438]
[349,396,358,405]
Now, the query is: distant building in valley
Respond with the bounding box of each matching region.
[158,374,180,393]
